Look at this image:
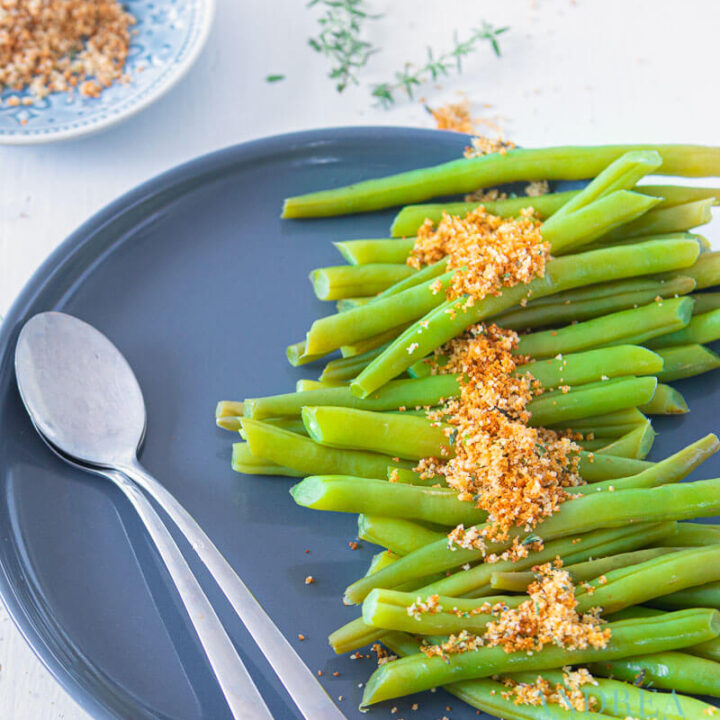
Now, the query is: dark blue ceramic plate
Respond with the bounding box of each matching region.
[0,128,717,720]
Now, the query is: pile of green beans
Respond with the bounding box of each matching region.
[219,145,720,717]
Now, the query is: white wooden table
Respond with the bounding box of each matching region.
[1,0,718,717]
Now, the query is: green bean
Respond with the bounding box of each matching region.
[649,581,720,611]
[296,379,339,391]
[573,434,719,494]
[520,346,664,388]
[574,425,638,439]
[290,475,487,526]
[334,237,415,265]
[352,239,700,397]
[230,442,304,477]
[528,377,658,427]
[597,198,714,243]
[319,343,386,383]
[366,550,399,577]
[390,185,720,238]
[216,400,244,418]
[653,522,720,548]
[244,374,459,419]
[693,292,720,314]
[360,609,720,705]
[373,258,448,300]
[546,151,664,223]
[572,545,720,614]
[648,308,720,349]
[660,250,720,289]
[240,419,411,478]
[340,322,411,357]
[655,343,720,381]
[515,298,694,359]
[390,190,579,237]
[491,547,680,593]
[282,145,720,217]
[362,588,522,635]
[299,379,656,461]
[387,633,679,720]
[577,452,652,481]
[344,479,720,603]
[310,263,415,300]
[495,274,696,332]
[550,408,648,432]
[638,383,689,414]
[419,523,673,601]
[332,523,673,655]
[286,339,326,367]
[589,651,720,697]
[610,606,720,664]
[357,515,445,555]
[508,667,717,720]
[540,191,662,254]
[594,422,655,459]
[304,270,453,356]
[336,297,372,312]
[302,406,448,460]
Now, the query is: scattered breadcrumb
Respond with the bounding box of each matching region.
[501,667,598,711]
[348,540,359,550]
[0,0,136,100]
[525,180,550,197]
[298,634,305,641]
[304,575,315,585]
[371,642,398,666]
[464,134,516,157]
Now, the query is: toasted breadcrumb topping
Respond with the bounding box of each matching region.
[525,180,550,197]
[416,324,582,542]
[421,564,609,659]
[484,563,610,654]
[408,207,549,310]
[500,668,598,711]
[407,594,443,620]
[0,0,135,100]
[465,188,509,203]
[464,135,517,157]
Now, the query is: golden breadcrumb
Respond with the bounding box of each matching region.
[408,207,549,310]
[0,0,135,100]
[501,668,598,711]
[464,187,509,203]
[483,563,610,654]
[416,324,582,542]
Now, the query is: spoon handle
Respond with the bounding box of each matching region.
[120,458,346,720]
[109,469,273,720]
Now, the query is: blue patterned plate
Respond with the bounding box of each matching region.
[0,0,214,144]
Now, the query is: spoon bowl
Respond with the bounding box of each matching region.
[15,312,145,468]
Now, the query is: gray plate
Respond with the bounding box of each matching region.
[0,127,717,719]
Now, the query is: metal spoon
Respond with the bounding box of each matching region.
[15,311,345,720]
[27,419,273,720]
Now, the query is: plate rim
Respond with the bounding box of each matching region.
[0,0,216,146]
[0,125,466,719]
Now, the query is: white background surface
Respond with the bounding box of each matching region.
[1,0,718,717]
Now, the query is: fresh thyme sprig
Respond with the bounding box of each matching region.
[371,22,509,107]
[307,0,381,93]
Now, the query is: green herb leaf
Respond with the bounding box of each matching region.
[370,22,509,107]
[265,74,286,83]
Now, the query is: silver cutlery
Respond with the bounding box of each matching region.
[15,311,345,720]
